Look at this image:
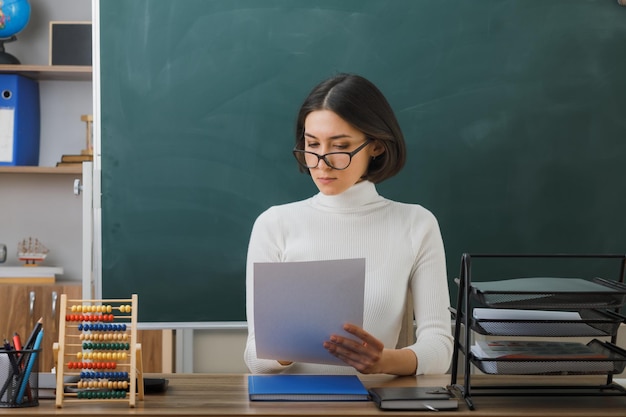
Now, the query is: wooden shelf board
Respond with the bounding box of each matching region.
[0,64,92,81]
[0,166,82,175]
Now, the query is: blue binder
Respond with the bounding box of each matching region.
[0,74,40,166]
[248,375,369,401]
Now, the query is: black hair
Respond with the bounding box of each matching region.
[295,73,406,183]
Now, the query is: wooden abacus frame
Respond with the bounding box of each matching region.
[53,294,144,408]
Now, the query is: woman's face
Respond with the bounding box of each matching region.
[303,110,381,195]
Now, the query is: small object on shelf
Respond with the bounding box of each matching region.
[17,237,48,265]
[55,153,92,167]
[55,113,94,166]
[49,22,92,66]
[80,114,93,156]
[0,0,31,64]
[0,74,40,166]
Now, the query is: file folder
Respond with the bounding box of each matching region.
[248,375,369,401]
[0,74,40,166]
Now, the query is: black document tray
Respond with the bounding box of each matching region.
[471,308,625,337]
[471,277,626,309]
[470,339,626,376]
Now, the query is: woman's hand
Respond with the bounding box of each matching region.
[323,323,386,374]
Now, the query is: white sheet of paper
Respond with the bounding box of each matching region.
[253,258,365,366]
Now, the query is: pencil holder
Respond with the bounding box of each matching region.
[0,348,40,407]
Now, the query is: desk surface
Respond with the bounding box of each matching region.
[4,374,626,416]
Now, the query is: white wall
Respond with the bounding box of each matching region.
[193,329,249,373]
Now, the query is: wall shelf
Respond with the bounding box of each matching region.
[0,166,82,175]
[0,65,92,81]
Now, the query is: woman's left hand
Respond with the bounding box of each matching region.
[323,323,385,374]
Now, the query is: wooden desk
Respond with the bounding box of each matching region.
[4,374,626,416]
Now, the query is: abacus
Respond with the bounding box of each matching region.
[53,294,144,408]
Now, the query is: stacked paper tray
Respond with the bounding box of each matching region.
[470,339,626,375]
[471,308,624,337]
[471,277,626,309]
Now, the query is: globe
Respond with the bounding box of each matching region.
[0,0,31,64]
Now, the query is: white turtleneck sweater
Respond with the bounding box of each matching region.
[244,181,453,375]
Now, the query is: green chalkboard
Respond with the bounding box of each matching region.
[100,0,626,323]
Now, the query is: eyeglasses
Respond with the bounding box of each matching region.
[292,140,371,170]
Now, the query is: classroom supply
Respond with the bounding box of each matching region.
[451,254,626,410]
[12,333,22,354]
[247,375,369,401]
[368,386,458,411]
[15,330,43,405]
[53,294,144,408]
[0,74,40,166]
[0,345,40,407]
[471,308,621,337]
[49,22,92,66]
[472,277,626,309]
[253,259,365,366]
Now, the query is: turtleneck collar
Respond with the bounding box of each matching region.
[310,181,386,210]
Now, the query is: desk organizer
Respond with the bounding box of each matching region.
[53,294,144,408]
[449,254,626,410]
[0,348,40,407]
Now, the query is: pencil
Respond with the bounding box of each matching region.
[17,318,42,368]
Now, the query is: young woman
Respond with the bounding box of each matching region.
[244,74,453,375]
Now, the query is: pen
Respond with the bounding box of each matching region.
[15,329,43,405]
[12,332,22,354]
[12,332,33,402]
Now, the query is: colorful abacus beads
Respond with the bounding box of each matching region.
[82,342,130,350]
[65,314,115,322]
[80,332,129,341]
[76,390,127,399]
[80,371,128,380]
[70,304,131,314]
[77,352,128,361]
[78,323,127,331]
[71,304,114,313]
[67,361,117,370]
[77,380,129,390]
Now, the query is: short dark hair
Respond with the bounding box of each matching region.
[295,73,406,184]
